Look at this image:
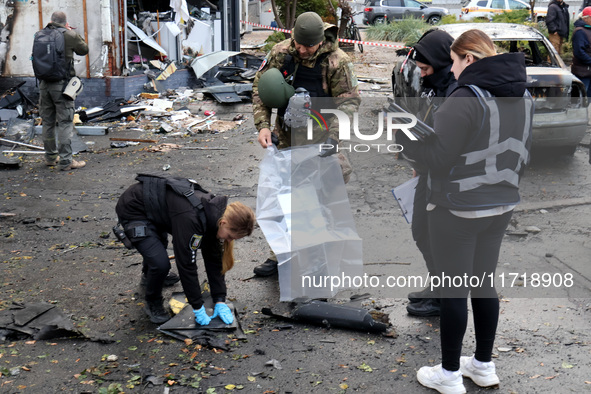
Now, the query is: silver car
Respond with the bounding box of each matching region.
[363,0,450,25]
[391,23,588,155]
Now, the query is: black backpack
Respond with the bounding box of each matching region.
[135,174,212,226]
[31,26,69,82]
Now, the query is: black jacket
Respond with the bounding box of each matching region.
[398,53,533,210]
[116,183,228,309]
[546,0,570,38]
[572,19,591,77]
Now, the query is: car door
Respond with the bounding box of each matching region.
[403,0,426,18]
[384,0,404,21]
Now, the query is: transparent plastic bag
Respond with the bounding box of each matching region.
[256,145,363,301]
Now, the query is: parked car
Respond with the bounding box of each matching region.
[460,0,547,21]
[391,23,588,155]
[363,0,450,25]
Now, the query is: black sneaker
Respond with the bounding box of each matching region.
[406,298,441,317]
[140,272,180,287]
[253,258,278,276]
[144,300,171,324]
[408,286,437,303]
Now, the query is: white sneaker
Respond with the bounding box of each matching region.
[417,364,466,394]
[460,355,500,387]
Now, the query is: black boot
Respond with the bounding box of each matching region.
[144,299,171,324]
[408,286,438,303]
[140,272,180,287]
[406,298,441,317]
[253,258,278,276]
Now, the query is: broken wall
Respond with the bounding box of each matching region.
[1,0,124,78]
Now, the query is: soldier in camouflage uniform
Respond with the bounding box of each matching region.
[252,11,360,276]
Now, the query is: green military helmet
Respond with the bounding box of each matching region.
[257,68,295,108]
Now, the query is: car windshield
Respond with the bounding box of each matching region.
[495,40,557,67]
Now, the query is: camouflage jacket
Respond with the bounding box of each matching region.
[252,23,360,143]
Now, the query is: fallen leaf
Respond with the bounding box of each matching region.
[247,376,256,382]
[545,375,558,380]
[530,374,541,379]
[339,383,349,389]
[497,347,512,352]
[184,339,193,346]
[357,362,373,372]
[226,384,236,390]
[562,362,574,369]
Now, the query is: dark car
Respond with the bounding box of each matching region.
[391,23,588,155]
[363,0,450,25]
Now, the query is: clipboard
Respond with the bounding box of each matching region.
[391,177,418,224]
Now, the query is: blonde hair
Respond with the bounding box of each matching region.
[219,202,255,274]
[450,29,496,61]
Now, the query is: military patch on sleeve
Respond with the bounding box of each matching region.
[258,57,268,72]
[190,234,203,250]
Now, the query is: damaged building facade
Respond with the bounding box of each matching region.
[0,0,252,107]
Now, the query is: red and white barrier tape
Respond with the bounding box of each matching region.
[240,20,410,49]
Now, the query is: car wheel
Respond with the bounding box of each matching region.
[427,15,441,24]
[374,16,386,24]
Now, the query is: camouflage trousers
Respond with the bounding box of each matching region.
[39,80,75,168]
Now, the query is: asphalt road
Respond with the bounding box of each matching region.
[1,93,590,392]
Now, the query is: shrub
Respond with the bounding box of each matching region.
[262,31,286,53]
[366,17,429,43]
[491,9,530,23]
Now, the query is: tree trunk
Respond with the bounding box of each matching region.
[270,0,284,28]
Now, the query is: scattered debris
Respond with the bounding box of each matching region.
[0,302,113,343]
[110,137,158,143]
[157,292,245,349]
[265,359,283,370]
[525,226,541,234]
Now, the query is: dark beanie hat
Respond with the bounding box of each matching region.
[412,29,454,72]
[413,48,430,65]
[293,12,325,46]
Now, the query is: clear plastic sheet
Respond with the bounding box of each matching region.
[256,145,363,301]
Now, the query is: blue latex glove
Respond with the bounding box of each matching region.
[211,303,234,324]
[193,306,211,326]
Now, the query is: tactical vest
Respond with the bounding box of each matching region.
[135,174,210,226]
[281,52,331,98]
[428,85,534,210]
[571,26,591,78]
